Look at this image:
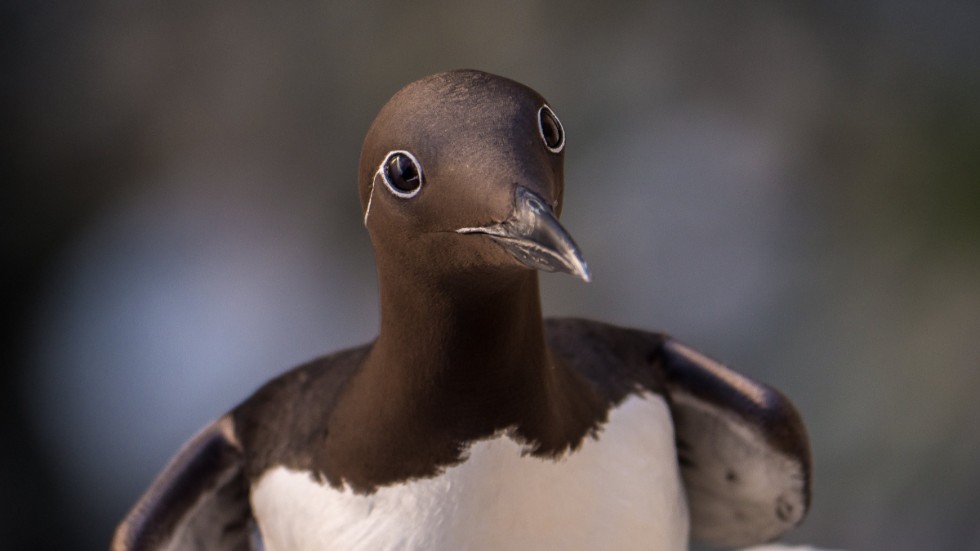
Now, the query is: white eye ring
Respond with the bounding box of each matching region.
[378,150,424,199]
[364,150,424,226]
[537,105,565,153]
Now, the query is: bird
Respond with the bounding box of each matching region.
[112,69,811,551]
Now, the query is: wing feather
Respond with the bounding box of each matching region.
[112,415,254,551]
[658,339,812,547]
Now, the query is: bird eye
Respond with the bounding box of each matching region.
[380,150,423,197]
[538,105,564,153]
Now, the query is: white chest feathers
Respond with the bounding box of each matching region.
[250,394,689,551]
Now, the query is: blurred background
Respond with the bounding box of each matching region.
[4,1,979,549]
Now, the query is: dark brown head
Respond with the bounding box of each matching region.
[358,70,589,283]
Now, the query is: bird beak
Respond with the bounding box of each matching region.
[456,186,591,282]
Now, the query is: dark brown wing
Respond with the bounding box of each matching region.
[112,415,255,551]
[657,339,812,548]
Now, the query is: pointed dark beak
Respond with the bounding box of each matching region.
[457,186,591,282]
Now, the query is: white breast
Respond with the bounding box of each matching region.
[251,393,689,551]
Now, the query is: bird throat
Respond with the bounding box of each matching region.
[374,268,549,386]
[321,269,608,493]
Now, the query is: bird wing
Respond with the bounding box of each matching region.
[657,339,812,548]
[112,415,256,551]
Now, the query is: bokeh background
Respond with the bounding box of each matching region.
[4,1,979,549]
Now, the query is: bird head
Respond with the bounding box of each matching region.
[358,70,590,284]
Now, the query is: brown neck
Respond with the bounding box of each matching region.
[320,259,606,491]
[366,263,552,419]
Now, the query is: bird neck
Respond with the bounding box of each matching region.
[368,266,552,392]
[321,263,606,491]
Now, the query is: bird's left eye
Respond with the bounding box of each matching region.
[380,150,423,198]
[538,105,564,153]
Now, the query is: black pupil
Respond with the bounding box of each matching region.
[540,110,562,149]
[387,154,420,192]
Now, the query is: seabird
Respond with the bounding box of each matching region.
[113,69,811,551]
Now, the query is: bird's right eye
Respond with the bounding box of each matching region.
[537,105,565,153]
[381,151,423,198]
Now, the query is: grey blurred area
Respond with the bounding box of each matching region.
[4,1,979,549]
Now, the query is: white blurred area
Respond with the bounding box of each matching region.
[28,168,380,508]
[8,1,980,549]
